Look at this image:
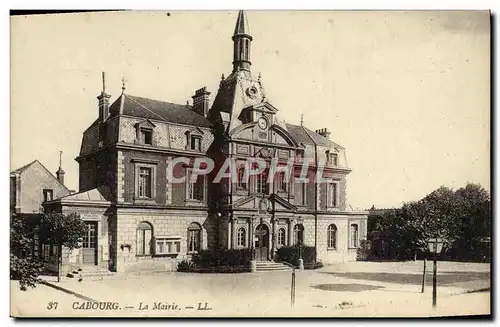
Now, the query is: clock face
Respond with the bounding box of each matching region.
[258,117,268,130]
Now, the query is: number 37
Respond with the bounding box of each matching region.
[47,302,59,310]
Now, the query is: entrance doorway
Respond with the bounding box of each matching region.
[82,221,98,265]
[254,224,269,261]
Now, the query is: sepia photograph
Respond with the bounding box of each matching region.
[9,9,491,318]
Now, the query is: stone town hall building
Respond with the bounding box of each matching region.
[43,11,368,274]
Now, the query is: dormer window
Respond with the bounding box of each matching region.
[135,120,155,146]
[190,135,202,151]
[185,128,204,152]
[331,153,338,166]
[326,150,338,166]
[140,128,153,145]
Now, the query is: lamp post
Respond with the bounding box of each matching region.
[297,217,304,270]
[427,236,445,309]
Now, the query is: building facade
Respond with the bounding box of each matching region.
[10,159,72,269]
[43,11,368,274]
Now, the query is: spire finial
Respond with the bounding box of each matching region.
[121,76,127,92]
[258,72,261,82]
[300,113,304,126]
[59,150,63,168]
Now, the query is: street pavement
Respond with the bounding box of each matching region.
[10,261,491,317]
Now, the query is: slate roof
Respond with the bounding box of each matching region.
[56,185,112,202]
[234,10,251,37]
[285,123,344,149]
[109,94,212,128]
[11,160,38,174]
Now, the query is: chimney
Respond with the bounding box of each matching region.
[56,151,65,185]
[97,72,112,123]
[315,128,331,139]
[191,87,211,117]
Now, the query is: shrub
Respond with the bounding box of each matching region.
[304,261,324,270]
[177,260,196,272]
[356,240,371,261]
[192,249,253,268]
[275,245,317,266]
[191,265,250,273]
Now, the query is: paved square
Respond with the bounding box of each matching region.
[12,261,491,317]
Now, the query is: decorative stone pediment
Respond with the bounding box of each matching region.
[135,119,156,129]
[185,126,205,136]
[269,193,297,211]
[252,101,278,114]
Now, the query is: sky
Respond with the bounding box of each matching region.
[10,10,490,209]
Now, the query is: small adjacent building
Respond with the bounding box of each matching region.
[41,11,368,275]
[10,159,72,268]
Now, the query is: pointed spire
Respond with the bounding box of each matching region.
[300,113,304,126]
[59,150,63,169]
[232,10,253,72]
[233,10,251,38]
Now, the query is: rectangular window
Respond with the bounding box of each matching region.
[187,172,204,201]
[43,189,53,202]
[42,244,50,261]
[155,238,181,255]
[329,182,339,207]
[139,167,152,198]
[140,129,153,145]
[276,173,287,192]
[256,172,269,194]
[294,182,306,205]
[190,136,202,151]
[331,153,338,166]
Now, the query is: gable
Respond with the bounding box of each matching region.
[135,119,156,129]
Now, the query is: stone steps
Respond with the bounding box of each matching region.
[255,261,293,272]
[66,266,116,280]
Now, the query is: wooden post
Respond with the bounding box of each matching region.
[432,259,437,308]
[57,244,62,283]
[421,258,427,293]
[291,267,296,307]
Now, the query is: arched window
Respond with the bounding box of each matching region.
[277,228,286,247]
[237,228,246,247]
[237,167,247,189]
[327,224,337,249]
[188,222,202,253]
[293,224,304,245]
[137,221,153,255]
[350,224,359,248]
